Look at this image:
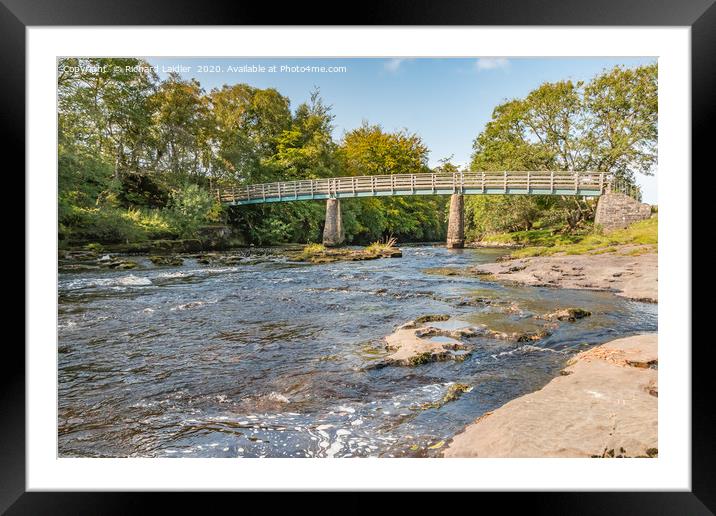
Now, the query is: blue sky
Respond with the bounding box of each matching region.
[147,57,657,203]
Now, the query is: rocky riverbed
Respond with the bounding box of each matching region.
[58,244,657,458]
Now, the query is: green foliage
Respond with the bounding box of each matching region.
[481,228,587,247]
[267,89,339,180]
[166,185,216,238]
[583,63,658,179]
[209,83,292,183]
[466,62,657,240]
[465,196,543,239]
[62,205,174,243]
[338,124,447,243]
[341,122,430,176]
[150,74,213,180]
[230,201,326,245]
[58,58,656,248]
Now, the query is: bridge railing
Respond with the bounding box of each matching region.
[215,171,611,204]
[608,176,643,202]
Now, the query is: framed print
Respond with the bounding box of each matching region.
[7,0,711,511]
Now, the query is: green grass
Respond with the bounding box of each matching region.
[505,217,657,258]
[302,242,326,255]
[296,242,328,261]
[482,228,588,248]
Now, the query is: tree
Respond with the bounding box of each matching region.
[466,62,657,237]
[267,88,340,180]
[209,84,292,184]
[150,74,213,181]
[229,89,338,244]
[58,57,161,209]
[338,124,446,243]
[341,122,429,176]
[582,63,658,181]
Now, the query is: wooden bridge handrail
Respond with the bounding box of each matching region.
[216,171,613,204]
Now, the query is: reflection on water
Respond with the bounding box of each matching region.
[58,245,656,457]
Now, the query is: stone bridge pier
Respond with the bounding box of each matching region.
[323,195,466,248]
[595,192,652,231]
[322,198,345,247]
[446,193,465,249]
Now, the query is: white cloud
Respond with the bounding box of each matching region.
[475,58,510,71]
[384,58,405,72]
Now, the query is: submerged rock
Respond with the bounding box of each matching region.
[381,312,556,368]
[413,314,450,325]
[422,267,462,276]
[59,263,101,272]
[422,266,494,278]
[150,255,184,266]
[471,325,551,342]
[418,383,472,410]
[196,253,243,265]
[106,259,138,270]
[537,308,592,322]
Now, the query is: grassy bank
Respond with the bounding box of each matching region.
[479,217,657,258]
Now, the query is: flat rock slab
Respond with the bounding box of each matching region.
[443,334,658,458]
[475,251,657,302]
[384,324,470,366]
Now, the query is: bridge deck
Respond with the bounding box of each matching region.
[217,171,609,205]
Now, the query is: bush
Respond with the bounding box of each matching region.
[166,184,216,238]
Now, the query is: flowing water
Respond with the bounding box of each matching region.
[58,245,657,457]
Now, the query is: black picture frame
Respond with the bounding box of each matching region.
[6,0,709,511]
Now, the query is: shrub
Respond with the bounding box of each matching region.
[166,184,215,238]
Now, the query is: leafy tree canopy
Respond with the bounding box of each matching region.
[466,62,657,239]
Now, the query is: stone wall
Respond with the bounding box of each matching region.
[594,192,652,231]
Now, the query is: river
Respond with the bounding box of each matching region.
[58,245,657,457]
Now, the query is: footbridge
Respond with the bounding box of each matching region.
[215,171,624,248]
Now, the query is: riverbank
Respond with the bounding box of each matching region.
[444,333,658,458]
[472,248,657,302]
[462,218,658,301]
